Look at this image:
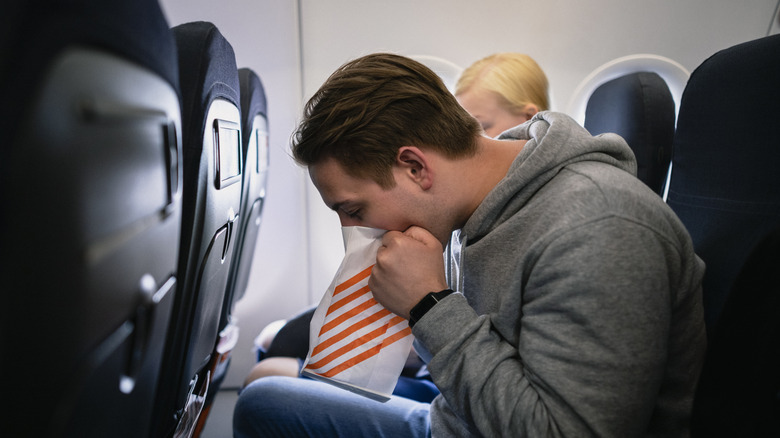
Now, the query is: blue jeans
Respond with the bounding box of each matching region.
[233,376,432,437]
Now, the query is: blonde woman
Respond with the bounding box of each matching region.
[456,52,549,137]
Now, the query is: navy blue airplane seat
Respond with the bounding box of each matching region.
[194,67,270,436]
[691,225,780,437]
[666,34,780,334]
[584,71,675,195]
[229,67,270,315]
[151,21,243,438]
[0,0,182,437]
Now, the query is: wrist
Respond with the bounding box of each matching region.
[408,289,454,328]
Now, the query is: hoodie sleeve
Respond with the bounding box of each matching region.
[414,216,686,437]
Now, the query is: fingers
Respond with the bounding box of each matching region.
[371,226,448,318]
[403,225,440,248]
[380,226,442,252]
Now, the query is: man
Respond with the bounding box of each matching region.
[234,53,706,437]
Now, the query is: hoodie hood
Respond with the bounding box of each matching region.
[461,111,636,242]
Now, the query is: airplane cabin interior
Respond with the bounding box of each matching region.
[2,0,779,437]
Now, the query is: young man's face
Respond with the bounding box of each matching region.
[309,156,421,232]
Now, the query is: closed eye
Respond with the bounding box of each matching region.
[345,208,362,220]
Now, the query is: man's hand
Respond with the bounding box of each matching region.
[369,226,449,319]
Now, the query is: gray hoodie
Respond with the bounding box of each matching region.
[414,112,706,437]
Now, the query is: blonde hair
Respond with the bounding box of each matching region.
[456,53,550,113]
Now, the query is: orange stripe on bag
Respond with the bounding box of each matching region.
[319,299,379,335]
[333,265,373,296]
[319,324,412,378]
[307,324,389,370]
[326,284,371,316]
[311,307,392,356]
[307,316,409,373]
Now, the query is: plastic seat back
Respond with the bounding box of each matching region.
[193,67,270,437]
[151,21,243,438]
[227,67,270,317]
[0,1,182,436]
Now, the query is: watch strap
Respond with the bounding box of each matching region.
[408,289,454,328]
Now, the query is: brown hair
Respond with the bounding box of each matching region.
[292,53,481,188]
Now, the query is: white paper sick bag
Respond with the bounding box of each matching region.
[301,226,414,402]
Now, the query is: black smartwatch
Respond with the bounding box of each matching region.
[408,289,454,328]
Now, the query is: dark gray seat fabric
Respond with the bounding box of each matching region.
[584,71,675,195]
[1,1,182,437]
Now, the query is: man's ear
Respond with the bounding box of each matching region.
[397,146,433,190]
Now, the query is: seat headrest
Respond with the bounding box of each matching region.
[238,67,268,148]
[2,0,179,143]
[672,34,780,201]
[173,21,241,149]
[585,71,675,194]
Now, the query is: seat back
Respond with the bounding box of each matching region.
[151,21,243,438]
[192,67,270,437]
[1,1,182,437]
[666,34,780,332]
[226,67,270,318]
[691,225,780,437]
[584,71,675,194]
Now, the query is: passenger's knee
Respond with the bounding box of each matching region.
[243,357,300,387]
[253,319,287,352]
